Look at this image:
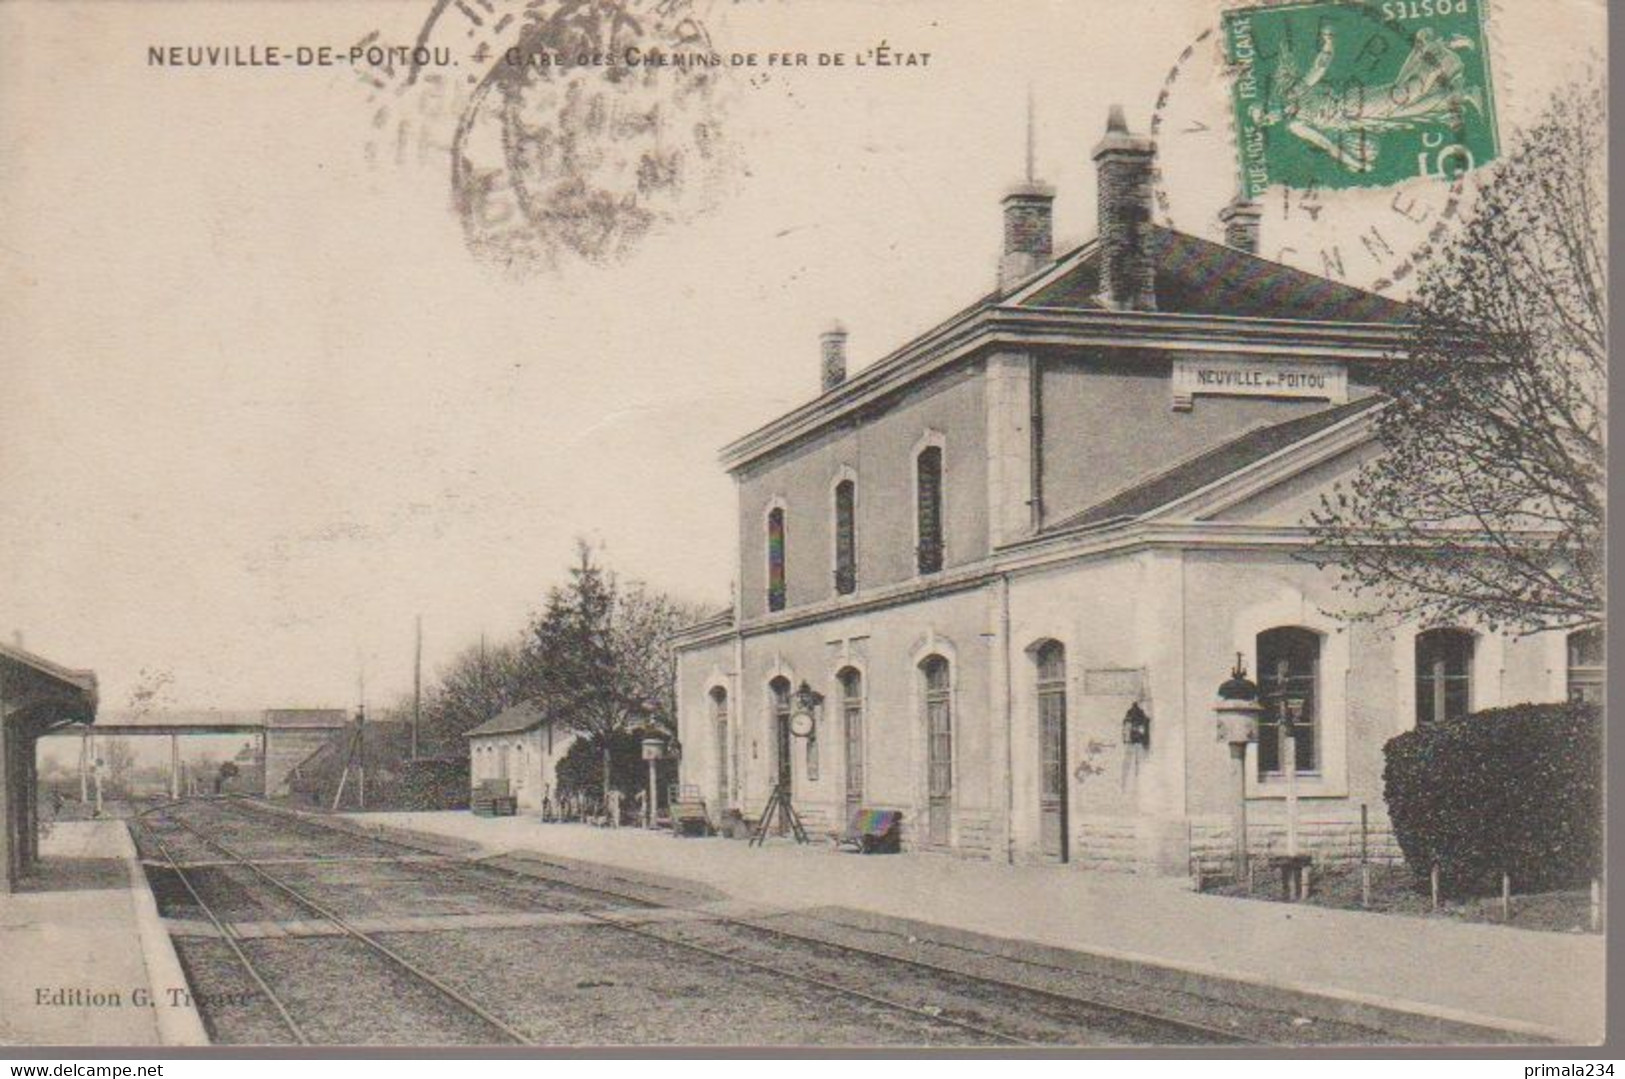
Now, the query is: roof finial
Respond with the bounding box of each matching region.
[1106,103,1128,134]
[1025,83,1036,184]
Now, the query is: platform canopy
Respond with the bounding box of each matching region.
[1,640,98,891]
[0,641,97,733]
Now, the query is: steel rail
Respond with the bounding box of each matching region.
[465,854,1262,1047]
[194,801,1031,1046]
[206,799,1270,1046]
[132,818,310,1045]
[156,806,534,1046]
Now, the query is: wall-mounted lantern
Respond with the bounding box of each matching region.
[1121,702,1151,748]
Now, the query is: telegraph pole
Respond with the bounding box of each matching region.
[411,615,423,760]
[357,702,367,810]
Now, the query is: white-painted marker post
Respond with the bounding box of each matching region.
[1501,872,1511,921]
[1360,803,1371,908]
[1431,864,1440,910]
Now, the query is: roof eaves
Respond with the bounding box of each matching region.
[1044,396,1384,533]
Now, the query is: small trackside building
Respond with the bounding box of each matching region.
[673,108,1590,875]
[465,702,575,813]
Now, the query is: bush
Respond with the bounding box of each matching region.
[1383,701,1601,897]
[285,721,469,811]
[554,730,678,808]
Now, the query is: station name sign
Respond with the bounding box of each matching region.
[1171,357,1347,410]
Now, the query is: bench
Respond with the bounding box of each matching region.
[840,808,902,854]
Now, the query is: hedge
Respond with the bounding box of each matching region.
[1383,701,1602,898]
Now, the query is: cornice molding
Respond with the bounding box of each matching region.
[718,304,1412,473]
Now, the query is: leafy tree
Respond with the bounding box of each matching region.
[1310,79,1605,634]
[525,542,631,808]
[523,541,710,809]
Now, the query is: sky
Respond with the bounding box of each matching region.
[0,0,1600,716]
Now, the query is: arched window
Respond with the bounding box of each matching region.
[1568,627,1605,704]
[839,667,864,820]
[766,507,787,612]
[916,446,944,574]
[1035,641,1068,862]
[1257,627,1320,777]
[833,479,857,595]
[1416,628,1474,725]
[769,677,793,789]
[710,686,730,806]
[922,655,953,845]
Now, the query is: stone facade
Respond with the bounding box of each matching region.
[674,110,1578,876]
[468,721,575,813]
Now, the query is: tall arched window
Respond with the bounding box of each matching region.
[922,655,953,845]
[766,507,787,612]
[1416,628,1474,725]
[710,686,730,807]
[1257,627,1320,777]
[769,676,793,789]
[1035,641,1069,862]
[838,667,864,821]
[834,479,857,595]
[1568,627,1605,704]
[916,446,944,574]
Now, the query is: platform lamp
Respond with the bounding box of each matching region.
[640,736,665,829]
[1215,654,1262,882]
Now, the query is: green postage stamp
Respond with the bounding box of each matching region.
[1223,0,1499,198]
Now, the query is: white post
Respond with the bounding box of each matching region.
[92,741,103,817]
[647,757,657,829]
[1230,743,1248,881]
[1284,730,1300,858]
[170,733,181,800]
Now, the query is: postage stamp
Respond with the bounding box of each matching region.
[1223,0,1500,198]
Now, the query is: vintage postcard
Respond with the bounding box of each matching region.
[0,0,1607,1056]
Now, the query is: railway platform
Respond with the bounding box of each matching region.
[0,818,206,1047]
[350,812,1605,1046]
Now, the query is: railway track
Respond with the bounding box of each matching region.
[145,798,1289,1046]
[134,820,310,1044]
[136,808,533,1045]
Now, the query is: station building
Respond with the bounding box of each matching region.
[673,109,1595,875]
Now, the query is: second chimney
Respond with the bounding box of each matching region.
[1000,181,1055,291]
[820,322,848,391]
[1218,196,1263,255]
[1092,106,1157,312]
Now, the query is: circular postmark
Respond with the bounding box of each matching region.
[360,0,736,274]
[1149,0,1506,294]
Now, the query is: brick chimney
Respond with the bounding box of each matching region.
[1092,105,1157,311]
[820,322,848,391]
[1000,182,1055,291]
[1218,196,1262,254]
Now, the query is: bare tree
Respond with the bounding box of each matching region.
[418,637,531,751]
[1310,78,1605,634]
[612,580,713,742]
[101,738,136,798]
